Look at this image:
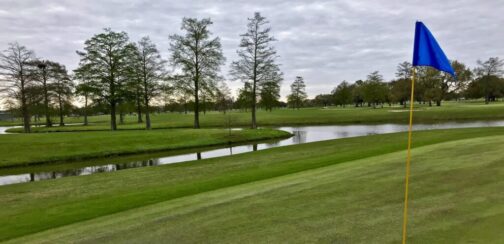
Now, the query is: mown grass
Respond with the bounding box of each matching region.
[1,127,504,241]
[0,128,291,168]
[8,135,504,243]
[6,101,504,133]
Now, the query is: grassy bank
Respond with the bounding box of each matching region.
[0,128,291,168]
[7,101,504,133]
[8,135,504,243]
[1,127,504,241]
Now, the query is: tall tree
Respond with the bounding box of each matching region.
[474,57,504,104]
[74,63,98,126]
[287,76,307,109]
[27,60,60,127]
[0,42,36,133]
[51,63,73,126]
[362,71,388,108]
[170,18,225,128]
[128,37,166,129]
[76,28,131,130]
[231,12,282,128]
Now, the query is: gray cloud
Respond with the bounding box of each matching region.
[1,0,503,99]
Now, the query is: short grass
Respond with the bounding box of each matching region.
[0,128,291,167]
[1,127,504,241]
[8,135,504,243]
[7,101,504,133]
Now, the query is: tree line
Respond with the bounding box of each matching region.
[307,58,504,108]
[0,13,290,132]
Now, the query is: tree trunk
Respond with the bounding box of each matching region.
[42,71,52,127]
[83,95,88,126]
[136,89,143,123]
[20,80,30,133]
[436,100,441,106]
[58,95,64,126]
[251,80,257,129]
[194,79,200,129]
[144,94,151,130]
[110,100,117,131]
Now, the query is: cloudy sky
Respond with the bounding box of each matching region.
[1,0,503,99]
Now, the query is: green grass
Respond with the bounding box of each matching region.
[0,128,291,168]
[8,135,504,243]
[7,101,504,133]
[1,127,504,241]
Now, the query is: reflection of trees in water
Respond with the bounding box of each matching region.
[292,130,307,144]
[265,140,281,147]
[253,144,257,151]
[197,152,202,160]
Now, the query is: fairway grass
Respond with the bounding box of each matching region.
[0,128,291,167]
[7,101,504,133]
[1,127,504,241]
[7,135,504,243]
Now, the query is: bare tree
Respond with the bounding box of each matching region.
[131,37,167,129]
[231,12,282,128]
[0,42,36,132]
[169,18,225,129]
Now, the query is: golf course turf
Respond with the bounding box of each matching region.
[6,101,504,133]
[0,128,291,167]
[1,127,503,242]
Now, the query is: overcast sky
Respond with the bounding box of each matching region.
[1,0,503,99]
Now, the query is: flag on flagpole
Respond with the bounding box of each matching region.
[412,21,456,77]
[402,21,456,244]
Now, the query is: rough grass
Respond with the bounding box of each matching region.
[1,127,504,241]
[7,101,504,133]
[0,128,291,167]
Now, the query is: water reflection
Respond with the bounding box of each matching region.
[2,120,504,186]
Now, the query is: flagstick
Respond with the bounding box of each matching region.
[402,67,416,244]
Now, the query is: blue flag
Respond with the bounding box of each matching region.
[412,21,456,78]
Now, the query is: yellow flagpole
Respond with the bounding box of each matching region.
[402,67,416,244]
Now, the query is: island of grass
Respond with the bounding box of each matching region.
[6,101,504,133]
[0,128,291,168]
[0,127,503,242]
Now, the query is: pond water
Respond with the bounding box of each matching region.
[2,120,504,186]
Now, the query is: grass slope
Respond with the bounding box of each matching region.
[0,127,504,241]
[7,101,504,133]
[0,128,290,167]
[7,135,504,243]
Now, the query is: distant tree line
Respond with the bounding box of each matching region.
[307,58,504,108]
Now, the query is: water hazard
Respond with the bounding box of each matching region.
[2,120,504,186]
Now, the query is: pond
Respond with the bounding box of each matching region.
[2,120,504,186]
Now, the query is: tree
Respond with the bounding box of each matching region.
[0,42,36,132]
[76,28,131,130]
[51,63,73,126]
[259,79,281,111]
[362,71,388,108]
[474,57,504,104]
[332,81,353,107]
[449,60,472,99]
[231,12,282,128]
[236,82,253,111]
[395,61,412,80]
[169,18,225,129]
[130,37,166,129]
[287,76,307,109]
[215,81,232,113]
[27,60,60,127]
